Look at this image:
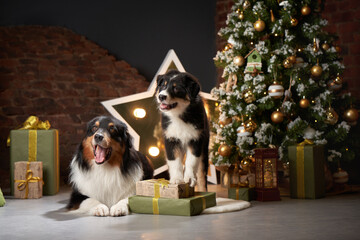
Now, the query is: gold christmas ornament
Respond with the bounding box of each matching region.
[254,19,266,32]
[218,144,232,157]
[243,89,255,103]
[283,58,293,68]
[334,74,343,85]
[223,43,233,52]
[313,38,319,53]
[243,0,251,10]
[288,55,297,64]
[335,45,342,53]
[343,107,359,123]
[290,17,298,27]
[233,56,245,66]
[268,82,284,99]
[322,42,330,51]
[270,10,275,22]
[244,118,257,132]
[311,63,323,77]
[301,5,311,16]
[271,109,284,123]
[325,107,339,125]
[219,117,232,126]
[299,96,310,108]
[238,11,244,20]
[237,124,252,137]
[240,157,251,172]
[327,79,342,91]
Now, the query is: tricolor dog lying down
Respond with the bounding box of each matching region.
[67,116,153,216]
[156,70,209,191]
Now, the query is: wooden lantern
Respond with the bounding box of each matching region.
[254,148,281,201]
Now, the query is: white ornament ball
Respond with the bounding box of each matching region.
[268,82,284,99]
[303,126,316,140]
[294,57,305,68]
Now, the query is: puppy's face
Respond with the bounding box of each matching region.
[82,116,131,166]
[156,70,200,114]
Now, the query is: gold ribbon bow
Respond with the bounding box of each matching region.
[7,116,51,146]
[296,139,314,198]
[15,162,43,199]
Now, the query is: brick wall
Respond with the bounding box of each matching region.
[214,0,360,99]
[0,26,149,190]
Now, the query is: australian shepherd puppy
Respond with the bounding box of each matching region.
[67,116,153,216]
[156,70,209,191]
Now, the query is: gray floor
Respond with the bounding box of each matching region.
[1,187,360,240]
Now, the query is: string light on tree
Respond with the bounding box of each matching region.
[290,17,298,27]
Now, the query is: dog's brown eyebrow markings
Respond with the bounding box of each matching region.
[95,121,100,127]
[108,122,114,127]
[164,80,168,85]
[173,83,177,87]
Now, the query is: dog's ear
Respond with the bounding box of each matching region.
[184,73,200,100]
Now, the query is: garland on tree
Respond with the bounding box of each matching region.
[210,0,358,171]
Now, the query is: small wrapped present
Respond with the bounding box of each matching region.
[0,187,5,207]
[228,187,256,201]
[9,116,59,196]
[288,140,325,199]
[14,161,43,199]
[136,179,194,199]
[129,192,216,216]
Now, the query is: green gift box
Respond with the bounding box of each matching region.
[10,129,59,196]
[288,142,325,199]
[228,187,255,201]
[129,192,216,216]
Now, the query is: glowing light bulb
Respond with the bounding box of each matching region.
[133,108,146,119]
[148,146,160,157]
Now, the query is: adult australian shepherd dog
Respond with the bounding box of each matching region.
[67,116,153,216]
[156,70,209,191]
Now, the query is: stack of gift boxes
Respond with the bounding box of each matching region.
[8,116,60,199]
[129,179,216,216]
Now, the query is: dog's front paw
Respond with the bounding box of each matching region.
[90,204,109,217]
[170,177,185,185]
[184,172,197,187]
[110,201,129,217]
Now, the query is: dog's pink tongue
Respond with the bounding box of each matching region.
[95,146,106,164]
[160,103,169,110]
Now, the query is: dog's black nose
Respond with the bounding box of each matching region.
[94,133,104,142]
[159,94,167,101]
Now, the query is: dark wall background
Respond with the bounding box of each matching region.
[0,0,217,92]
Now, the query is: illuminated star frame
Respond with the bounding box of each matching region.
[101,49,218,183]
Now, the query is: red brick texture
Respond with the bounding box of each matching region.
[214,0,360,99]
[0,26,149,189]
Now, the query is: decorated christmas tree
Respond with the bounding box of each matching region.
[210,0,359,177]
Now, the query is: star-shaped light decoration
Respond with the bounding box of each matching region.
[102,49,218,183]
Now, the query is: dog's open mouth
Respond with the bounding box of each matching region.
[160,102,178,111]
[94,145,112,164]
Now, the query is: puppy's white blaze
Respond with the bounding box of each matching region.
[164,116,200,143]
[167,158,184,183]
[69,157,143,208]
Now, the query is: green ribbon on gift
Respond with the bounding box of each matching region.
[296,139,314,198]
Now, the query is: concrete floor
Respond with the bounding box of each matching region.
[0,186,359,240]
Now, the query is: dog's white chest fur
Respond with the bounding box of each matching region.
[70,159,143,207]
[164,116,200,143]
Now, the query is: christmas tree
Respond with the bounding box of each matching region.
[210,0,359,174]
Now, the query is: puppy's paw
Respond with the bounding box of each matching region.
[90,204,109,217]
[170,177,185,185]
[110,201,129,217]
[184,172,197,187]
